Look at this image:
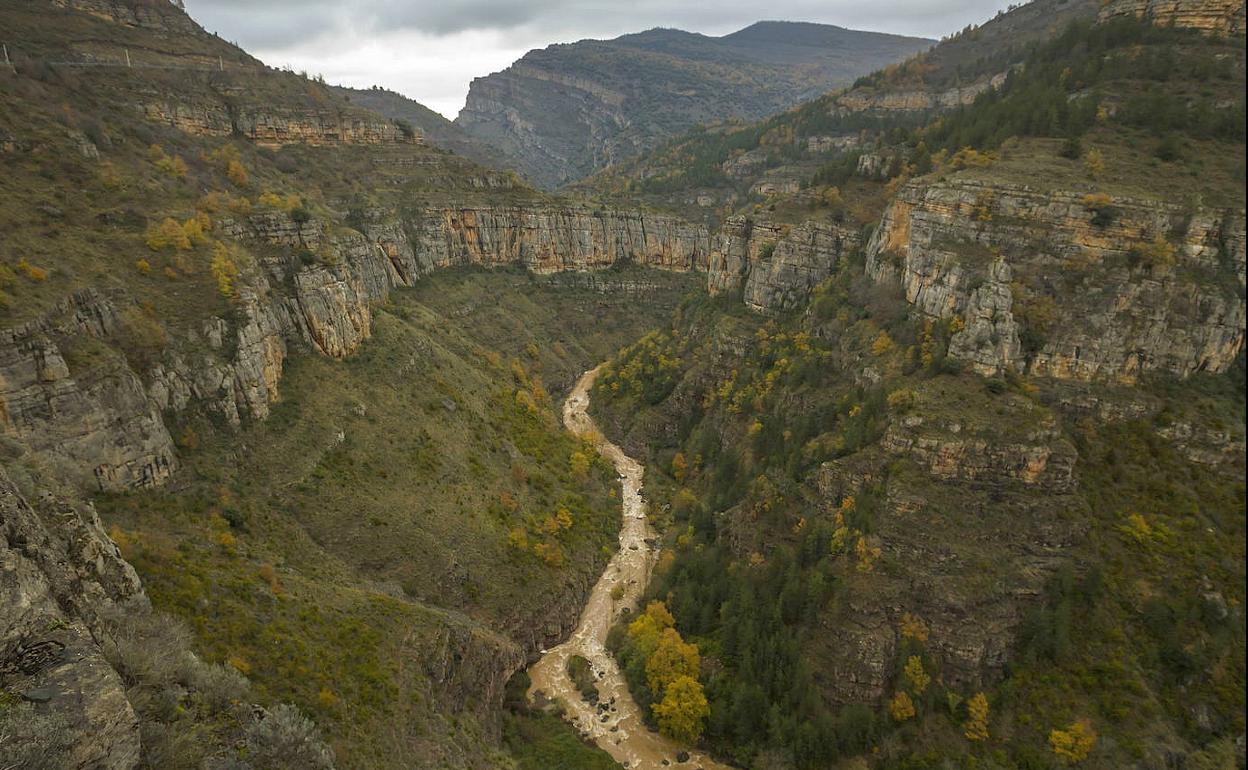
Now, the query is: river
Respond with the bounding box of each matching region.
[527,366,732,770]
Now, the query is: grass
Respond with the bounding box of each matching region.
[94,267,691,768]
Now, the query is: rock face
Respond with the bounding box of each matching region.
[866,179,1247,380]
[707,217,860,313]
[0,292,176,491]
[881,412,1078,493]
[834,72,1007,115]
[51,0,200,33]
[1098,0,1247,35]
[404,207,711,274]
[807,393,1083,705]
[0,206,711,499]
[455,22,932,187]
[0,471,147,769]
[141,99,414,147]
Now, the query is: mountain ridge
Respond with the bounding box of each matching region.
[453,20,934,188]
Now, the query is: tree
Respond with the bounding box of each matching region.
[645,628,700,696]
[146,217,192,251]
[227,159,249,186]
[1050,719,1096,764]
[1059,135,1083,159]
[652,675,709,743]
[889,691,916,722]
[904,656,930,695]
[1083,148,1104,178]
[210,242,239,297]
[644,601,676,630]
[671,452,688,482]
[964,692,990,741]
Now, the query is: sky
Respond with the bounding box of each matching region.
[184,0,1016,120]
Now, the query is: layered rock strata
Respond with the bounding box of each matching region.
[866,179,1246,381]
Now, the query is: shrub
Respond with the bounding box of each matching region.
[146,217,192,251]
[1128,235,1177,272]
[244,705,335,770]
[15,258,49,281]
[1082,194,1118,228]
[1059,135,1083,159]
[0,698,74,770]
[1154,133,1182,162]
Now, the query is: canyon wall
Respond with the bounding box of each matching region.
[866,179,1246,381]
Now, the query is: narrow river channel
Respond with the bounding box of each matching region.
[527,366,733,770]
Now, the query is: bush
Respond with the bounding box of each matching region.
[1059,135,1083,159]
[1154,133,1182,162]
[0,698,74,770]
[244,705,335,770]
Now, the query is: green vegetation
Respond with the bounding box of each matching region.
[590,252,1245,767]
[607,601,710,742]
[501,672,620,770]
[95,267,693,768]
[580,12,1245,224]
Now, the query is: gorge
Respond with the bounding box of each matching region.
[0,0,1244,769]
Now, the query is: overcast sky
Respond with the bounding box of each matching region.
[184,1,1015,119]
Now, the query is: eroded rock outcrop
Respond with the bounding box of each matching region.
[834,72,1007,115]
[141,99,414,147]
[51,0,199,33]
[708,216,860,312]
[0,471,146,769]
[867,178,1246,380]
[0,292,175,491]
[1098,0,1246,35]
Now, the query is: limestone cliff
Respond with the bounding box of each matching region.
[140,97,415,148]
[0,470,146,769]
[833,72,1007,115]
[707,216,861,313]
[1098,0,1246,35]
[866,179,1246,381]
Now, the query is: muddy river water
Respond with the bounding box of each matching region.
[527,366,732,770]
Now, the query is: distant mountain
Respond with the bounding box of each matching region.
[575,0,1105,223]
[454,21,934,188]
[330,85,517,173]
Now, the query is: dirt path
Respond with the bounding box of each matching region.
[527,366,733,770]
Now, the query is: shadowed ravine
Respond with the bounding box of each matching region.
[527,367,733,770]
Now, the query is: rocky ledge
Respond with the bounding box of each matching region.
[866,178,1246,381]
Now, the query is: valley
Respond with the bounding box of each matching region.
[0,0,1244,769]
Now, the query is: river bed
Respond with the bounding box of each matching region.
[526,366,732,770]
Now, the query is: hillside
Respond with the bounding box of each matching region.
[578,1,1247,767]
[330,85,518,173]
[0,0,1245,769]
[573,0,1105,223]
[454,21,933,188]
[0,1,699,768]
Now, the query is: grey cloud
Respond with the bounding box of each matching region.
[183,0,1014,119]
[188,0,1007,49]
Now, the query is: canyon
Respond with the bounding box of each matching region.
[0,0,1244,768]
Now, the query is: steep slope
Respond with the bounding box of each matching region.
[574,0,1104,223]
[454,22,932,188]
[330,85,517,173]
[2,0,1245,768]
[577,3,1245,768]
[0,1,701,768]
